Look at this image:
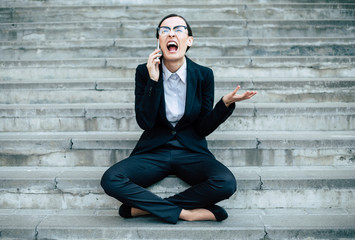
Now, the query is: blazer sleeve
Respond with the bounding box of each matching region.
[194,68,235,136]
[134,64,163,130]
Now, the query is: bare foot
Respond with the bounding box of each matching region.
[131,207,150,217]
[179,208,216,221]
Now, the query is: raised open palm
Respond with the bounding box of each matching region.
[222,86,257,107]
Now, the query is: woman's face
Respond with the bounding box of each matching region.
[158,17,193,62]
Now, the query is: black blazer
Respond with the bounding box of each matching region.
[130,57,235,157]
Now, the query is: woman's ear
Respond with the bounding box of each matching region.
[187,36,194,47]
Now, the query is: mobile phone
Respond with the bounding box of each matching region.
[156,40,160,60]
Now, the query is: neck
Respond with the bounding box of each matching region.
[164,57,185,73]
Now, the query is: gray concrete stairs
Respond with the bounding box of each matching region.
[0,0,354,239]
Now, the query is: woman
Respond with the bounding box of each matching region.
[101,14,257,224]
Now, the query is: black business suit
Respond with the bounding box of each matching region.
[101,57,237,224]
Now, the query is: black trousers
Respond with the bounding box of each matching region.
[101,141,237,224]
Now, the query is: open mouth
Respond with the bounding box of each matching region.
[167,41,178,52]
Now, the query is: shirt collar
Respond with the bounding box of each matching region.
[162,57,187,84]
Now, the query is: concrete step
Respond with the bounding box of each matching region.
[0,131,354,167]
[0,78,354,104]
[1,56,353,81]
[1,0,354,7]
[1,20,354,41]
[1,3,354,23]
[1,56,352,68]
[1,37,354,60]
[1,208,354,240]
[0,103,353,132]
[2,66,353,81]
[0,166,354,210]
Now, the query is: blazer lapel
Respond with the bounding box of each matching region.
[176,57,197,127]
[158,61,174,128]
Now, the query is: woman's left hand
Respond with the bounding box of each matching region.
[222,86,257,107]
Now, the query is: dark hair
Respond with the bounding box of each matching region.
[156,14,193,52]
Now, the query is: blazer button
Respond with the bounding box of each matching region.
[172,130,176,135]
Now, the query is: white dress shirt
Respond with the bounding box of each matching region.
[162,58,187,127]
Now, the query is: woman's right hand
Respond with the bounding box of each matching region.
[146,49,161,82]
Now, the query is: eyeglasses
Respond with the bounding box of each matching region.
[157,25,188,36]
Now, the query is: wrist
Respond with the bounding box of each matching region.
[222,96,232,107]
[150,75,159,82]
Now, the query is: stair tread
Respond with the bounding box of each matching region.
[2,56,353,61]
[1,166,354,180]
[1,102,354,117]
[2,19,354,24]
[1,0,355,6]
[1,130,354,140]
[1,56,353,70]
[1,36,354,45]
[0,209,354,240]
[1,102,353,107]
[0,131,353,153]
[1,56,353,65]
[1,4,353,23]
[1,77,354,83]
[2,3,354,8]
[1,77,354,90]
